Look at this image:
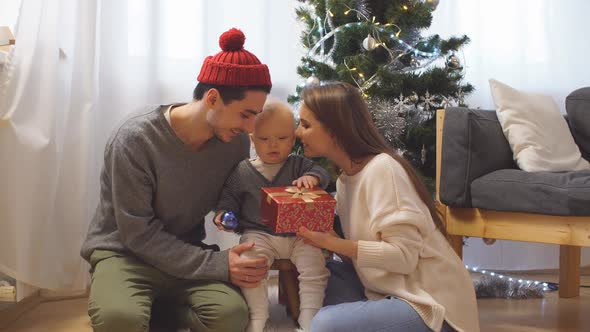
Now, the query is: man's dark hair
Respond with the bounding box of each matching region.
[193,83,271,104]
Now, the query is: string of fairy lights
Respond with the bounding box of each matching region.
[465,264,551,292]
[297,5,556,296]
[291,1,470,169]
[297,1,448,95]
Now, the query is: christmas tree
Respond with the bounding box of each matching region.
[290,0,473,192]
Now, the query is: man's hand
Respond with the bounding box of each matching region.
[292,175,320,189]
[214,211,234,233]
[228,242,268,288]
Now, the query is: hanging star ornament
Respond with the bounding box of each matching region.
[440,95,454,109]
[367,97,407,148]
[393,93,410,112]
[420,91,437,111]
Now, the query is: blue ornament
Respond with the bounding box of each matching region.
[221,211,239,230]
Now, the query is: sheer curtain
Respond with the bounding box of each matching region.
[0,0,304,292]
[4,0,586,294]
[0,0,99,293]
[429,0,590,270]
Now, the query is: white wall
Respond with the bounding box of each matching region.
[0,0,20,31]
[429,0,590,270]
[429,0,590,113]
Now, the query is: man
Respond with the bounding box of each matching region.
[80,28,271,332]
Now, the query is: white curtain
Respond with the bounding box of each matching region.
[429,0,590,270]
[4,0,586,294]
[0,0,98,292]
[0,0,304,292]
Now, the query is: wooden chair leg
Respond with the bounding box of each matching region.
[448,235,463,259]
[559,245,580,298]
[279,268,300,321]
[277,272,285,305]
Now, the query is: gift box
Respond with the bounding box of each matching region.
[260,186,336,233]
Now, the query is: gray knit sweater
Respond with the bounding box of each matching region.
[216,155,330,235]
[80,105,250,281]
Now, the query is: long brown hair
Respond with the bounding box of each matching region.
[301,82,446,236]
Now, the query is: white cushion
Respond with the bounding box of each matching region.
[489,79,590,172]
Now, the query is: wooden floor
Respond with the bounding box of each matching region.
[2,274,590,332]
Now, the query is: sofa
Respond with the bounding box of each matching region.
[435,87,590,298]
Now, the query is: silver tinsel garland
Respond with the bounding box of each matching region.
[355,0,372,20]
[474,275,547,299]
[367,97,406,148]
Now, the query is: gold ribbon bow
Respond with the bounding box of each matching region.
[266,186,324,204]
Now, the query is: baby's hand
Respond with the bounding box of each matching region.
[214,211,235,233]
[292,175,319,189]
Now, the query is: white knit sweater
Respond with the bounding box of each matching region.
[337,153,480,332]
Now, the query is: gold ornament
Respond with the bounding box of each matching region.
[446,54,463,70]
[425,0,440,10]
[483,238,496,245]
[362,34,378,51]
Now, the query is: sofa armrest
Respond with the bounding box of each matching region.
[439,107,517,207]
[566,87,590,161]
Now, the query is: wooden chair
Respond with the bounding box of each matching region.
[436,108,590,298]
[270,259,300,321]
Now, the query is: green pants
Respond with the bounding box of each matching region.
[88,250,248,332]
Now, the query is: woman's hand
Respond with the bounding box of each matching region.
[297,226,358,259]
[297,227,339,249]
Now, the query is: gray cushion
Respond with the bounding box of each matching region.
[440,108,517,207]
[471,169,590,216]
[566,87,590,161]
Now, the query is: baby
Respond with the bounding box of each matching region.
[214,99,330,331]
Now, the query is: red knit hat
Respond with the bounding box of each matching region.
[197,28,272,88]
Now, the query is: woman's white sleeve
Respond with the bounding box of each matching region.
[356,164,427,274]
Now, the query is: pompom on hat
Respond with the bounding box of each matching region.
[197,28,272,88]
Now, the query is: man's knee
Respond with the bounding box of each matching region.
[89,302,150,332]
[219,298,249,328]
[200,294,249,332]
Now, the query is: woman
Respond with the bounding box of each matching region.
[295,82,479,332]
